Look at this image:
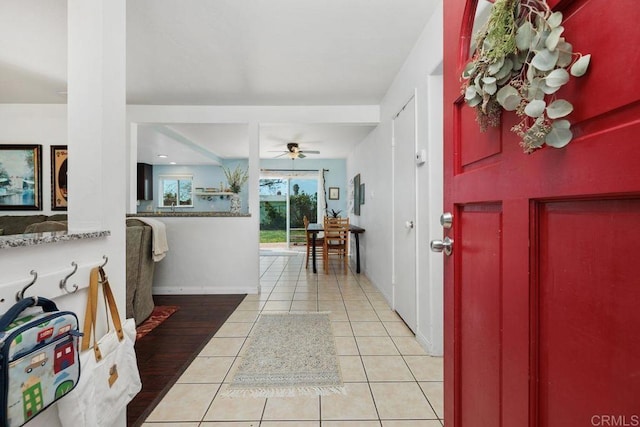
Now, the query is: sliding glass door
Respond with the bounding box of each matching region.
[259,178,288,247]
[289,178,318,246]
[259,174,318,249]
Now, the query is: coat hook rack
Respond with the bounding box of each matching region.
[16,270,38,301]
[100,255,108,268]
[59,262,79,294]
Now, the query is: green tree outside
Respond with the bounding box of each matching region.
[260,194,317,243]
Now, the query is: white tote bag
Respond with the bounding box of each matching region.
[57,267,142,427]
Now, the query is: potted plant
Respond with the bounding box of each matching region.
[222,165,249,193]
[222,165,248,213]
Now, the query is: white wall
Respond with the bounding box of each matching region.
[347,2,444,355]
[152,216,259,294]
[0,105,67,215]
[347,125,390,287]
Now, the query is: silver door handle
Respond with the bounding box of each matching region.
[430,236,454,256]
[405,220,414,229]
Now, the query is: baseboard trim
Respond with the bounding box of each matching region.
[415,330,442,357]
[153,286,259,295]
[415,331,432,353]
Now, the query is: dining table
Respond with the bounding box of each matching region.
[307,223,366,274]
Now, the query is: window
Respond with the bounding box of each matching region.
[159,175,193,208]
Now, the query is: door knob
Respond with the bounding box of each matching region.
[440,212,453,229]
[430,236,454,256]
[405,220,414,229]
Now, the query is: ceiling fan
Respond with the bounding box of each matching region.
[271,142,320,159]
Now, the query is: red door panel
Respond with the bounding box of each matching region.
[458,102,502,168]
[459,204,502,427]
[444,0,640,426]
[559,0,640,122]
[536,199,640,426]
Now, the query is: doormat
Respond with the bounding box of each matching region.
[223,312,345,397]
[136,305,179,340]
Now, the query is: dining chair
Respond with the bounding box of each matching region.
[303,216,324,269]
[323,216,349,273]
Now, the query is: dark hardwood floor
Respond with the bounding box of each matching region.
[127,294,246,427]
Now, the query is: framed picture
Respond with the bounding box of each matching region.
[360,183,365,205]
[353,174,360,216]
[328,187,340,200]
[0,145,42,210]
[51,145,68,210]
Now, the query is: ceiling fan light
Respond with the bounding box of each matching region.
[287,142,299,153]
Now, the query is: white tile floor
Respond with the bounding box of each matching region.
[142,252,444,426]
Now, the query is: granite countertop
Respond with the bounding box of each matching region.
[1,211,249,250]
[128,212,251,218]
[0,230,111,249]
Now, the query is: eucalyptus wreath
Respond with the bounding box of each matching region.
[462,0,591,153]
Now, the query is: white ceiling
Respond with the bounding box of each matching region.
[0,0,439,163]
[138,122,380,165]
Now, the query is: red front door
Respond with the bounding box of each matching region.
[443,1,640,426]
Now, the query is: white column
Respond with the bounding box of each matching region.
[68,0,126,232]
[248,122,260,216]
[248,122,261,292]
[67,0,127,425]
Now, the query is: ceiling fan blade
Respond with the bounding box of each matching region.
[266,135,293,143]
[300,150,320,154]
[273,152,288,158]
[298,153,306,159]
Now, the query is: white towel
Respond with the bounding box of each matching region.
[131,217,169,262]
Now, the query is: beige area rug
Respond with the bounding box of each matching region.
[223,312,345,397]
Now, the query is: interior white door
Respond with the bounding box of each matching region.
[392,96,417,332]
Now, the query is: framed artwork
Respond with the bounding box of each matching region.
[353,174,361,216]
[348,177,354,214]
[0,144,42,210]
[51,145,68,210]
[360,183,365,205]
[328,187,340,200]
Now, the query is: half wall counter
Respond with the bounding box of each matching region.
[130,212,251,218]
[126,212,259,296]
